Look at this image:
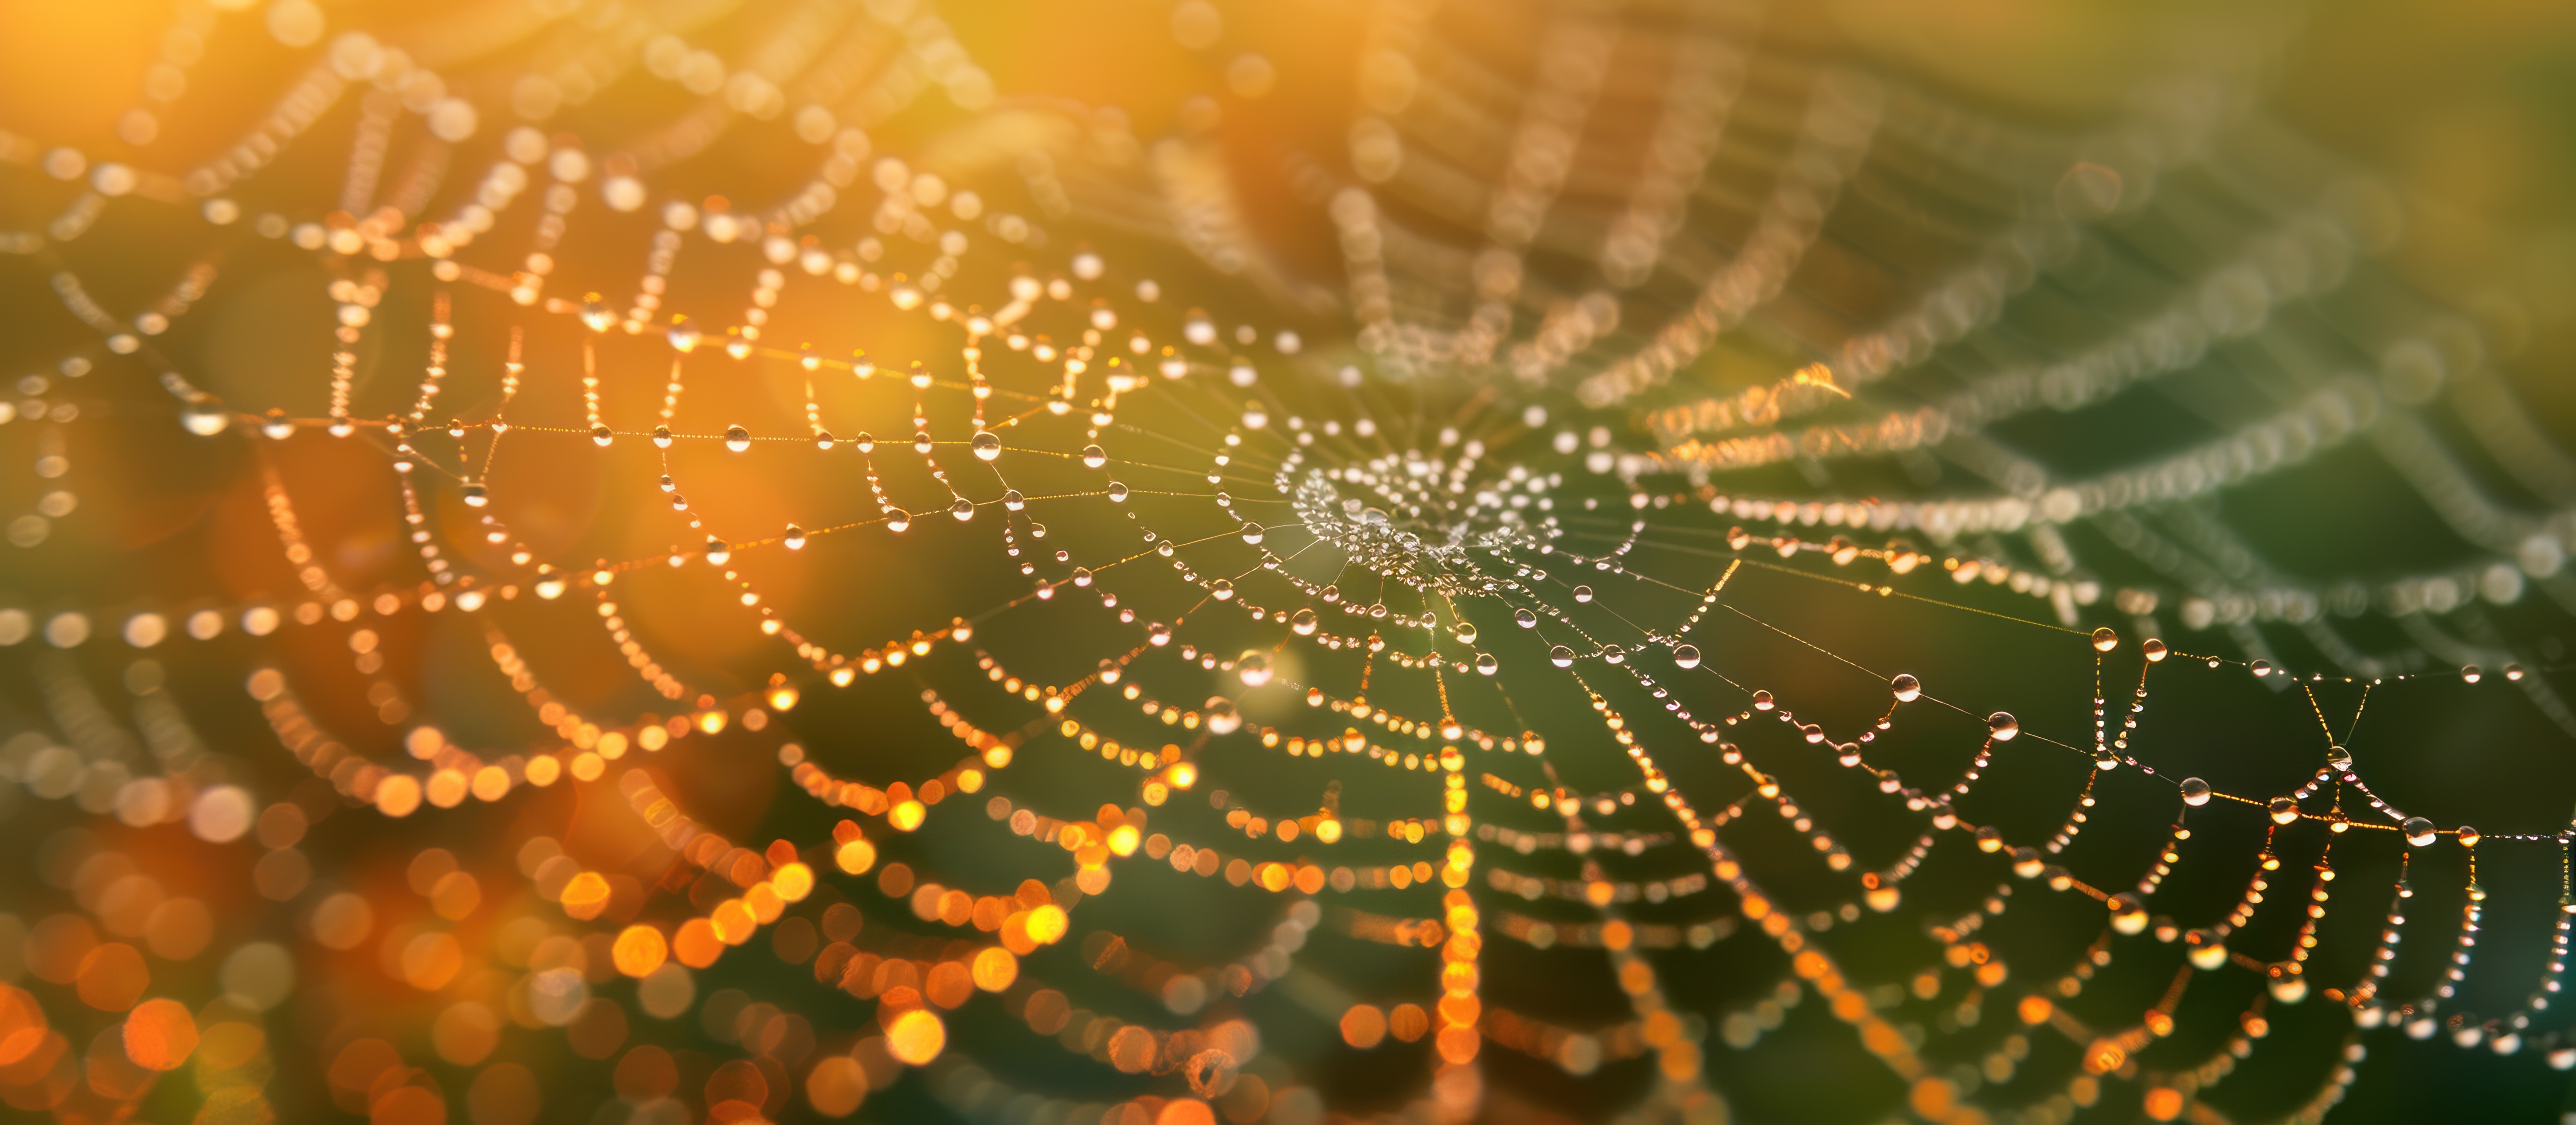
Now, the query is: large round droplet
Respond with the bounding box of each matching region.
[971,431,1002,461]
[1147,622,1172,646]
[1204,697,1242,735]
[460,482,488,508]
[1474,653,1497,675]
[725,425,750,452]
[1003,490,1026,511]
[1082,444,1107,469]
[2403,817,2436,847]
[1548,645,1574,668]
[2507,663,2527,681]
[2090,627,2118,653]
[2458,825,2481,848]
[1453,622,1477,644]
[1210,579,1234,600]
[784,524,807,550]
[2251,659,2273,678]
[590,424,614,447]
[886,509,910,532]
[2179,777,2211,806]
[1290,608,1318,635]
[261,409,295,440]
[652,425,674,449]
[1514,608,1537,629]
[1106,482,1130,503]
[1987,712,2019,741]
[1673,644,1701,670]
[2268,797,2299,825]
[667,320,702,352]
[1573,585,1593,603]
[2462,664,2483,683]
[1891,673,1921,702]
[2142,638,2168,662]
[1602,645,1626,665]
[2326,745,2353,771]
[182,402,231,435]
[1236,651,1273,687]
[949,497,975,521]
[1241,522,1264,545]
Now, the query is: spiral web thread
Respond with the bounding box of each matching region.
[4,2,2576,1124]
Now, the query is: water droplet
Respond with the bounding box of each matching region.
[666,319,701,352]
[1083,444,1108,468]
[1974,826,2003,852]
[785,524,806,549]
[1097,658,1122,684]
[1211,579,1235,600]
[2094,751,2120,771]
[1453,622,1478,644]
[950,497,975,521]
[1603,645,1625,664]
[658,474,677,493]
[2458,825,2481,848]
[1290,608,1318,635]
[1107,482,1130,502]
[1003,490,1026,511]
[460,483,488,507]
[2091,626,2118,652]
[1204,697,1242,735]
[1573,585,1593,603]
[2462,664,2483,683]
[815,430,835,450]
[2403,817,2436,847]
[2180,777,2211,806]
[1987,712,2019,740]
[652,425,674,448]
[1148,623,1172,646]
[1673,644,1700,669]
[2268,797,2299,825]
[1071,567,1094,587]
[580,294,613,332]
[1753,691,1775,711]
[591,425,614,447]
[1548,645,1574,668]
[2142,638,2168,662]
[2251,659,2273,678]
[2326,745,2353,771]
[725,425,750,452]
[704,536,731,565]
[1891,673,1921,702]
[1236,651,1272,686]
[182,402,230,435]
[261,409,295,440]
[2507,663,2527,681]
[972,431,1002,461]
[886,509,910,532]
[1514,608,1537,629]
[1241,522,1265,545]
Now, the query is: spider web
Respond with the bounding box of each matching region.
[1,3,2574,1125]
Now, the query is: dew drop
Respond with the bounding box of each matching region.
[591,424,614,447]
[1573,585,1593,603]
[815,431,835,450]
[261,409,295,440]
[1241,522,1264,544]
[2462,664,2483,683]
[704,536,731,565]
[1107,482,1130,503]
[1454,622,1478,644]
[2507,663,2527,681]
[1236,651,1272,686]
[1204,697,1242,735]
[2326,745,2353,771]
[1097,658,1121,684]
[950,497,975,521]
[2251,659,2273,678]
[2090,626,2118,652]
[1003,489,1026,511]
[182,402,231,435]
[886,509,910,532]
[722,425,749,452]
[1603,645,1625,664]
[784,524,806,549]
[1753,691,1774,711]
[580,294,613,332]
[2142,638,2168,662]
[1673,644,1700,670]
[1211,579,1235,600]
[651,425,673,449]
[1083,444,1108,468]
[1475,653,1497,675]
[2403,817,2436,847]
[1148,623,1172,646]
[2179,777,2211,806]
[1891,673,1920,702]
[1548,645,1574,668]
[2458,825,2481,848]
[1072,567,1094,587]
[2268,797,2299,825]
[1514,608,1537,629]
[1987,712,2019,740]
[972,431,1002,461]
[460,483,488,507]
[1290,608,1318,635]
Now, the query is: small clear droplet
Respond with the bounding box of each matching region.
[950,497,975,521]
[1673,644,1700,670]
[1291,608,1318,635]
[652,425,674,449]
[2091,626,2118,653]
[1003,489,1026,511]
[460,483,488,507]
[1148,622,1172,646]
[2251,659,2273,678]
[2180,777,2211,806]
[1753,691,1774,711]
[2142,638,2168,662]
[2462,664,2483,683]
[1107,482,1130,502]
[1515,608,1537,629]
[1083,444,1107,468]
[1573,585,1593,603]
[784,524,807,549]
[1453,622,1477,644]
[182,402,231,435]
[1211,579,1235,600]
[725,425,750,452]
[972,431,1002,461]
[1241,522,1264,545]
[1549,645,1574,668]
[1475,653,1498,675]
[2458,825,2480,848]
[591,425,614,447]
[1988,711,2019,741]
[2506,663,2527,681]
[1891,673,1921,702]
